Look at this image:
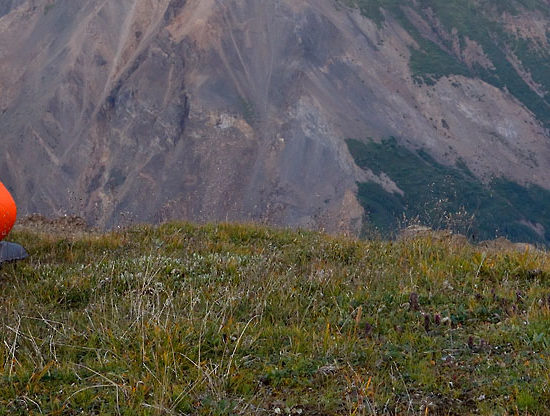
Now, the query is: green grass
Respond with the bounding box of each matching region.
[347,138,550,244]
[2,222,550,414]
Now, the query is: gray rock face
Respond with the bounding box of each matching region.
[0,0,26,17]
[1,0,549,234]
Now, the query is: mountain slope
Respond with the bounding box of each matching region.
[1,0,550,241]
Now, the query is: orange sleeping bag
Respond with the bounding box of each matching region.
[0,181,17,241]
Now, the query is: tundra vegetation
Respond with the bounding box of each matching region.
[346,138,550,244]
[1,222,550,414]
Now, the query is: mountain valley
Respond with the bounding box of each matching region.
[1,0,550,242]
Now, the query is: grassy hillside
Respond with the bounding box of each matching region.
[347,138,550,244]
[2,222,550,414]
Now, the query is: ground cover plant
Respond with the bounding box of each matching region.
[1,222,550,414]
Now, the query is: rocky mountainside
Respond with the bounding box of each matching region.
[1,0,550,242]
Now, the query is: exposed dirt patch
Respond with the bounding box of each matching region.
[14,214,94,238]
